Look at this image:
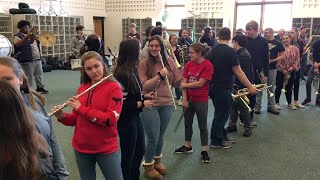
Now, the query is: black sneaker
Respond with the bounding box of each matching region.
[226,126,237,133]
[225,137,236,144]
[243,129,252,137]
[210,141,232,149]
[201,151,210,163]
[174,145,193,153]
[301,98,311,106]
[36,87,49,94]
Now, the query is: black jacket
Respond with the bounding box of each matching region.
[235,47,254,89]
[115,66,143,120]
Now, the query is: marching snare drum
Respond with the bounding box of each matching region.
[70,59,82,71]
[0,34,13,57]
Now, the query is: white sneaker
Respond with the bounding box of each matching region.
[288,104,297,110]
[178,99,182,106]
[275,103,281,110]
[293,102,305,108]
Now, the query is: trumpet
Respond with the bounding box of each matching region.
[48,74,114,117]
[231,84,272,99]
[158,51,177,110]
[164,39,181,68]
[236,92,252,112]
[281,74,291,93]
[314,73,319,95]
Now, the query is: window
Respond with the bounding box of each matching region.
[234,0,292,31]
[236,5,261,29]
[161,7,186,29]
[264,4,292,31]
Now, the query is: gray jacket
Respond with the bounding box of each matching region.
[70,35,86,58]
[23,93,69,180]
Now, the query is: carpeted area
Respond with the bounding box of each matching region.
[43,70,320,180]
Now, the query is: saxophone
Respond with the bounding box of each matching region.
[179,45,188,69]
[158,51,177,110]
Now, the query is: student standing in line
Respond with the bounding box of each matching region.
[174,43,214,163]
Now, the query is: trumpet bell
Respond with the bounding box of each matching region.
[269,92,275,97]
[281,89,286,93]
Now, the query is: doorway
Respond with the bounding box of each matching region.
[93,16,105,54]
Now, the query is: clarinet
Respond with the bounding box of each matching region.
[158,51,177,110]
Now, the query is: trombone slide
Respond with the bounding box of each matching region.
[164,40,181,68]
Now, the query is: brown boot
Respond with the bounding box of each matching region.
[143,160,163,180]
[154,154,166,175]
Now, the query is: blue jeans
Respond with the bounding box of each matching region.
[306,65,320,101]
[118,114,145,180]
[300,54,308,78]
[140,106,173,163]
[74,150,123,180]
[209,87,232,145]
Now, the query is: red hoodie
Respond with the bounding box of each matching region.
[59,80,123,154]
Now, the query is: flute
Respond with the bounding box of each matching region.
[158,51,177,110]
[48,74,114,117]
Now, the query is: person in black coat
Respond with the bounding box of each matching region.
[226,35,254,137]
[200,28,218,48]
[114,39,155,180]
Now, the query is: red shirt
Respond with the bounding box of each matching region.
[59,80,123,154]
[183,59,214,102]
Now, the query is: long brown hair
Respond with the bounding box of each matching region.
[114,39,140,93]
[0,81,49,180]
[0,57,46,111]
[80,51,123,89]
[146,35,174,79]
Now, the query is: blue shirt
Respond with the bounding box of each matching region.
[23,93,69,180]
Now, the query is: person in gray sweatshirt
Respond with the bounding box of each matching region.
[0,56,69,180]
[71,25,86,58]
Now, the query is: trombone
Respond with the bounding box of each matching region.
[164,39,181,69]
